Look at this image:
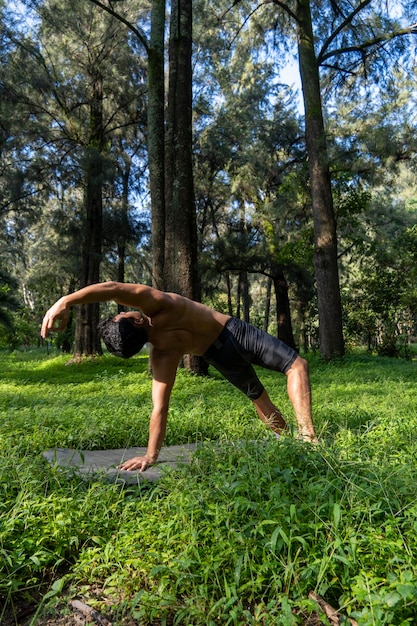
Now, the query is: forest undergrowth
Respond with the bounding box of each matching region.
[1,348,417,625]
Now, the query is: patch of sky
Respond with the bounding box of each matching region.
[6,0,40,36]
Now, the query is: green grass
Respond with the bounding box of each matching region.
[1,348,417,624]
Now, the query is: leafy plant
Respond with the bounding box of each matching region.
[1,349,417,624]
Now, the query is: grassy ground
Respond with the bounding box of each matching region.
[1,348,417,625]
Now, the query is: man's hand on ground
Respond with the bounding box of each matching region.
[118,455,155,472]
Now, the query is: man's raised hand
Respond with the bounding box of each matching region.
[41,297,71,339]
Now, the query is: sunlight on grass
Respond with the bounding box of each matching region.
[1,348,417,624]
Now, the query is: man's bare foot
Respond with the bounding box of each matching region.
[297,432,319,444]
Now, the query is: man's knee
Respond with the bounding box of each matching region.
[287,355,309,378]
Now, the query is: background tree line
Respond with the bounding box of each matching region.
[0,0,416,362]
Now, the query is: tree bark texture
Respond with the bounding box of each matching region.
[117,162,130,304]
[164,0,199,301]
[74,71,104,356]
[263,275,272,332]
[148,0,166,290]
[273,272,296,349]
[296,0,345,359]
[239,270,250,323]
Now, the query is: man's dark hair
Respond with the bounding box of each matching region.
[98,316,148,358]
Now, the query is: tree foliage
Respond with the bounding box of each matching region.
[0,0,416,357]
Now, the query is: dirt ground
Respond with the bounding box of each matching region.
[1,600,327,626]
[3,584,346,626]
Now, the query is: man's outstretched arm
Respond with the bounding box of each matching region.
[119,352,180,471]
[41,282,163,338]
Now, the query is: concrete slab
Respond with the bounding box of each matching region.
[42,444,200,484]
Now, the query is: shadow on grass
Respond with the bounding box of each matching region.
[0,349,150,386]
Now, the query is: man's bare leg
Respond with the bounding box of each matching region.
[253,356,317,442]
[253,390,288,436]
[286,356,317,442]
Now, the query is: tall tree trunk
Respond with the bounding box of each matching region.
[296,0,345,359]
[74,71,104,357]
[263,275,272,332]
[165,0,198,300]
[240,270,250,323]
[165,0,202,373]
[236,277,241,319]
[273,272,296,349]
[116,162,130,313]
[226,272,233,316]
[148,0,166,290]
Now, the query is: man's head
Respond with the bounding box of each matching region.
[98,311,148,358]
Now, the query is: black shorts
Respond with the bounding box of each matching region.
[203,318,298,401]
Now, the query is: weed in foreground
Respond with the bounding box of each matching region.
[1,349,417,624]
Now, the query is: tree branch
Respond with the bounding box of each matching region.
[318,0,373,64]
[88,0,149,54]
[271,0,297,23]
[319,23,417,65]
[223,1,281,49]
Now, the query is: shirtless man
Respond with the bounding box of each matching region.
[41,281,317,472]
